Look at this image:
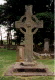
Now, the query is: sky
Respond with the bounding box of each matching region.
[0,0,6,5]
[0,25,15,40]
[0,0,6,40]
[0,0,15,40]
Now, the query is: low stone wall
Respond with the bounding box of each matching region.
[0,46,5,49]
[6,45,16,50]
[33,45,54,52]
[33,52,54,59]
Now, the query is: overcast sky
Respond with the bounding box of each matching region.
[0,25,15,40]
[0,0,6,5]
[0,0,14,40]
[0,0,15,40]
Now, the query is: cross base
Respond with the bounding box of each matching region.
[4,62,54,76]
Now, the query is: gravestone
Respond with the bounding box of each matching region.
[44,38,49,52]
[4,5,53,76]
[15,5,43,62]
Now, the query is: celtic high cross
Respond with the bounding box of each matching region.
[15,5,43,62]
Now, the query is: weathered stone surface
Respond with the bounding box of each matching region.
[4,62,54,76]
[15,5,43,62]
[16,46,24,62]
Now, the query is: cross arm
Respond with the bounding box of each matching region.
[35,20,43,28]
[30,20,43,29]
[15,21,24,28]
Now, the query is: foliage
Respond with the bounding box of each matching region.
[36,12,54,28]
[0,0,53,23]
[33,12,54,44]
[36,12,54,21]
[0,0,54,44]
[33,28,54,44]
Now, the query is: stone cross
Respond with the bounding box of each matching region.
[15,5,43,62]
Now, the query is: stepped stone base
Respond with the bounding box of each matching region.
[4,62,54,76]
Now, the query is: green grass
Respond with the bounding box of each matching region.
[0,49,54,80]
[0,49,16,76]
[36,59,54,72]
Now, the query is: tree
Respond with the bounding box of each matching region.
[0,0,54,44]
[2,0,52,23]
[36,12,54,28]
[33,12,54,44]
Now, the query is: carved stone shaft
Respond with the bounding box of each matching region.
[24,33,33,61]
[15,5,43,62]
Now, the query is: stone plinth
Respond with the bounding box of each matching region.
[4,62,54,76]
[16,45,24,62]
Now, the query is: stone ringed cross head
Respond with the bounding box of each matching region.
[15,5,43,30]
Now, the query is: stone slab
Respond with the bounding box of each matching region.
[5,72,54,76]
[4,62,54,76]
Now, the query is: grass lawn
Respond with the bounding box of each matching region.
[0,49,54,80]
